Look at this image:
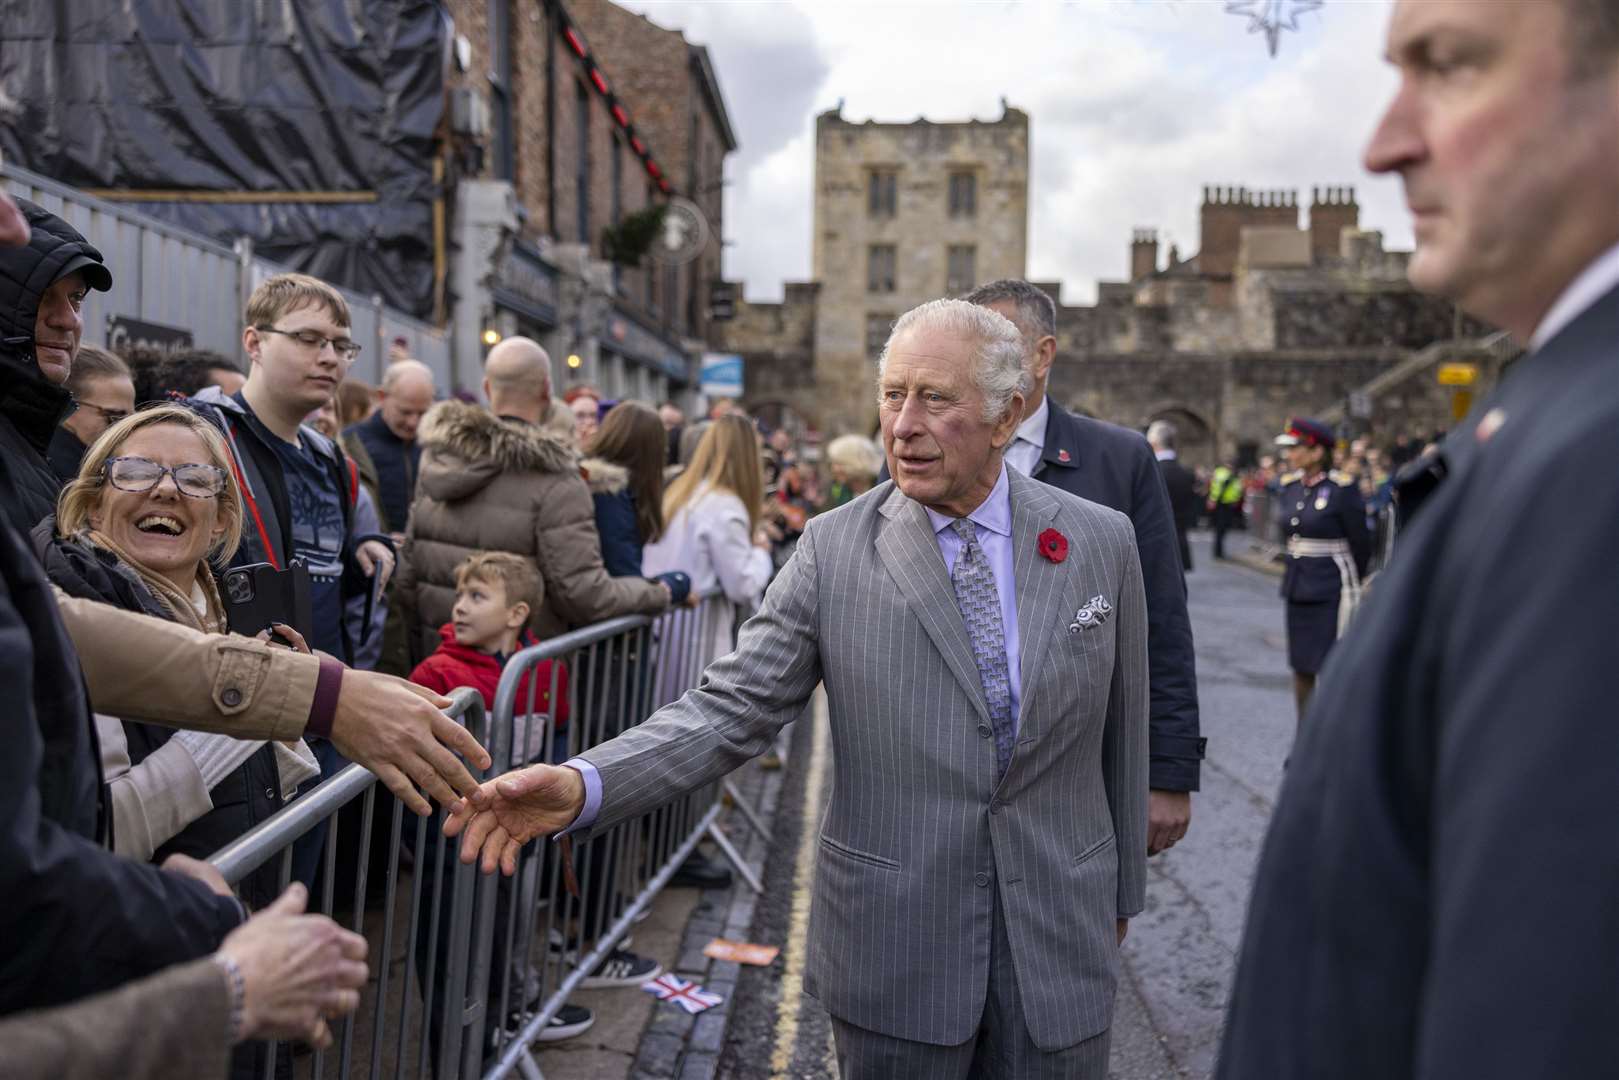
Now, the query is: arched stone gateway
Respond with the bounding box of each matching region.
[1142,404,1216,469]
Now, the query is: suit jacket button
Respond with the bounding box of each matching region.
[222,687,243,707]
[974,872,990,887]
[990,800,1003,814]
[265,787,277,801]
[977,723,992,738]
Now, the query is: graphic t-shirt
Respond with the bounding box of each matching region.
[268,433,347,657]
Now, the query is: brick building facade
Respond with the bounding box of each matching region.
[568,0,736,355]
[441,0,733,402]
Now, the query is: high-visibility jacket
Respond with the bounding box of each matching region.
[1210,466,1244,506]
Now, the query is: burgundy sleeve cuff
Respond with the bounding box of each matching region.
[306,656,344,739]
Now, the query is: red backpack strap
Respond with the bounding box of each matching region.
[347,456,360,507]
[227,421,281,570]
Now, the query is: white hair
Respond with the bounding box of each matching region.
[381,358,435,393]
[876,298,1028,423]
[1147,419,1177,450]
[825,433,883,479]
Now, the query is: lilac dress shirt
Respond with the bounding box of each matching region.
[562,464,1022,833]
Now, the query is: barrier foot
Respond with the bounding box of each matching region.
[516,1048,545,1080]
[721,779,773,844]
[705,821,763,893]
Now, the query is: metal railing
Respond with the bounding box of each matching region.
[208,595,764,1079]
[208,687,489,1080]
[470,595,764,1080]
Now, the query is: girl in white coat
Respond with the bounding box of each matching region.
[643,414,773,691]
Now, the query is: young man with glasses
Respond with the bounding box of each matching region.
[191,274,396,878]
[48,344,135,483]
[191,272,393,667]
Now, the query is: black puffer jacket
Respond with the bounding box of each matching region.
[34,523,288,908]
[0,347,72,537]
[0,200,112,538]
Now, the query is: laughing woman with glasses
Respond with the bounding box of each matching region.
[34,403,319,911]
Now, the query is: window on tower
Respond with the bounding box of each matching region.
[948,171,977,218]
[947,245,977,295]
[868,169,898,217]
[868,244,897,293]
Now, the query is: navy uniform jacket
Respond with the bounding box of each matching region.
[1033,400,1202,791]
[1277,469,1371,602]
[1218,281,1619,1079]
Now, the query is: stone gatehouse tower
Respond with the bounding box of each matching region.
[743,102,1028,438]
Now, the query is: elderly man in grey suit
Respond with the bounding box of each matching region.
[447,298,1149,1078]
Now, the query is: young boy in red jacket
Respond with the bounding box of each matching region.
[408,552,599,1047]
[409,551,568,754]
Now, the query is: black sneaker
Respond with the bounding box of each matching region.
[670,851,733,890]
[580,948,662,989]
[487,1000,594,1052]
[537,1004,595,1043]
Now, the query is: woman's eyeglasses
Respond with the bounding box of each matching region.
[104,456,228,499]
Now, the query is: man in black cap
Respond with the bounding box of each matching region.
[0,198,113,536]
[1271,416,1369,720]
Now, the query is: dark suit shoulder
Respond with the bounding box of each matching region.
[1045,402,1154,461]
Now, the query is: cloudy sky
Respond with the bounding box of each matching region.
[620,0,1410,305]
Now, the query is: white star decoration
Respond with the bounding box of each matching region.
[1225,0,1324,57]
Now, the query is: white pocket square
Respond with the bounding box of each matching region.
[1068,595,1113,634]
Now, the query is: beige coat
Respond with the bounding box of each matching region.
[57,590,317,742]
[0,957,230,1080]
[386,400,666,671]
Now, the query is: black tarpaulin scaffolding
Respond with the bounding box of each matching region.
[0,1,447,318]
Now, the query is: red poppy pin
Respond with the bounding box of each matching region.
[1057,448,1071,463]
[1038,528,1069,564]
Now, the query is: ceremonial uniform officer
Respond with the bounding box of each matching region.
[1274,417,1369,720]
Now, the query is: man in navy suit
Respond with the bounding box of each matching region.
[965,280,1202,855]
[1219,1,1619,1076]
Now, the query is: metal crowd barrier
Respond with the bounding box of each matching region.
[471,594,764,1080]
[207,595,763,1079]
[1246,486,1281,548]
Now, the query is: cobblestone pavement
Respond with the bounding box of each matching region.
[707,531,1293,1079]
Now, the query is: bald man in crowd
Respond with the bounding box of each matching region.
[344,359,435,536]
[384,336,669,671]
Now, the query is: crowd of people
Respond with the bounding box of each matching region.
[0,189,896,1072]
[6,1,1615,1073]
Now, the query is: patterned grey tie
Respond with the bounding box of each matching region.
[949,518,1015,778]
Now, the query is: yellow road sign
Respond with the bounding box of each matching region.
[1437,362,1478,387]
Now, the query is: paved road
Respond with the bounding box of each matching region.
[716,531,1293,1079]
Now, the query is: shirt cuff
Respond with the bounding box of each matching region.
[305,656,345,739]
[558,758,601,836]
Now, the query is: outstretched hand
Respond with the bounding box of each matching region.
[329,672,492,816]
[443,763,587,876]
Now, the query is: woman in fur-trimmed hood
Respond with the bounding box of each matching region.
[383,398,670,673]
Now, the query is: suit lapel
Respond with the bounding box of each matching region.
[874,487,991,722]
[1033,396,1081,482]
[1007,470,1069,715]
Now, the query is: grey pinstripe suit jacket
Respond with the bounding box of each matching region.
[578,467,1149,1050]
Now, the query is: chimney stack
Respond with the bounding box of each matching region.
[1130,228,1159,280]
